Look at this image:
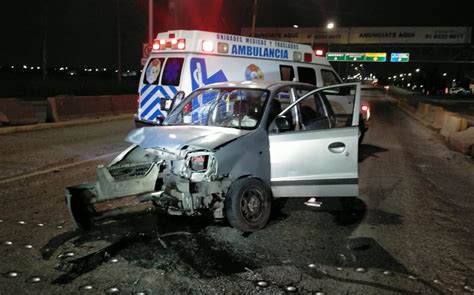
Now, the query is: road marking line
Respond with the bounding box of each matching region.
[0,152,118,185]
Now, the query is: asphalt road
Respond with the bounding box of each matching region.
[0,90,473,294]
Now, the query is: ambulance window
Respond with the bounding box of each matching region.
[144,58,164,85]
[321,69,341,86]
[280,65,294,81]
[162,58,184,86]
[297,67,316,85]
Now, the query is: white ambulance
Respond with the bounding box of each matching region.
[136,30,369,137]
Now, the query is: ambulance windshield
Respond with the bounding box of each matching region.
[164,88,269,129]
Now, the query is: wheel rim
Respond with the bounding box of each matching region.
[240,187,266,223]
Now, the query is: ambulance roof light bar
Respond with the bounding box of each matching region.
[152,38,186,50]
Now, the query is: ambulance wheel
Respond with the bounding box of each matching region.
[225,178,271,232]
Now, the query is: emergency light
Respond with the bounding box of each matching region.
[217,42,229,53]
[177,39,186,50]
[304,53,312,62]
[202,40,214,52]
[152,38,186,50]
[293,51,302,62]
[315,49,324,56]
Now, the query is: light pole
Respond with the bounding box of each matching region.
[117,0,122,83]
[251,0,258,37]
[148,0,153,44]
[326,22,334,52]
[326,22,338,73]
[42,0,49,80]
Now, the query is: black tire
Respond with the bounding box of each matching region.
[225,178,272,232]
[358,117,366,145]
[272,197,288,213]
[67,189,97,230]
[340,197,356,213]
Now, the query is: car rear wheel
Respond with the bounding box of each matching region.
[225,178,272,232]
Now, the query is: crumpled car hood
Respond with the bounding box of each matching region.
[126,125,248,154]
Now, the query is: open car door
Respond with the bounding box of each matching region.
[268,82,361,198]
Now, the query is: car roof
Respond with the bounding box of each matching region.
[198,80,316,91]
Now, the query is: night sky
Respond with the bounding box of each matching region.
[0,0,472,69]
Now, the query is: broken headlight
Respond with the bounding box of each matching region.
[189,155,209,172]
[180,151,217,182]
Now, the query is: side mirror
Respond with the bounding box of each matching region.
[169,91,186,112]
[275,116,291,132]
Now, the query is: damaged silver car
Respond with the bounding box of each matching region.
[66,81,361,232]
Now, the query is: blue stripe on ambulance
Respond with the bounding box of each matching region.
[140,86,160,109]
[140,84,151,95]
[139,85,178,120]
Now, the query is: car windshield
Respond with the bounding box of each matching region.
[164,88,269,129]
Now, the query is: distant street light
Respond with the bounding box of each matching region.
[415,68,420,72]
[293,24,299,28]
[326,22,335,53]
[443,73,447,76]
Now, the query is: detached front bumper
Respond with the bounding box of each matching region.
[65,160,161,229]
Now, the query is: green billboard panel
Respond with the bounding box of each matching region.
[390,53,410,62]
[326,52,387,62]
[326,53,346,61]
[345,53,365,61]
[364,53,387,62]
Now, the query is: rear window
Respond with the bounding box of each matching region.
[143,58,164,85]
[297,67,316,85]
[162,58,184,86]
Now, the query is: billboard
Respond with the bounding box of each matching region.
[241,27,472,45]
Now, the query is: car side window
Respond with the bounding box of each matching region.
[321,69,341,86]
[295,92,330,131]
[267,87,293,128]
[297,67,316,85]
[280,65,295,81]
[274,90,330,132]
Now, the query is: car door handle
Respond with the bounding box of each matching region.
[328,142,346,153]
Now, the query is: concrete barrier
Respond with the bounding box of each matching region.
[448,127,474,156]
[416,103,431,117]
[424,105,443,126]
[440,114,469,138]
[47,94,137,122]
[0,112,7,124]
[433,109,453,130]
[0,98,38,125]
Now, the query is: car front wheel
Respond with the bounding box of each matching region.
[225,178,272,232]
